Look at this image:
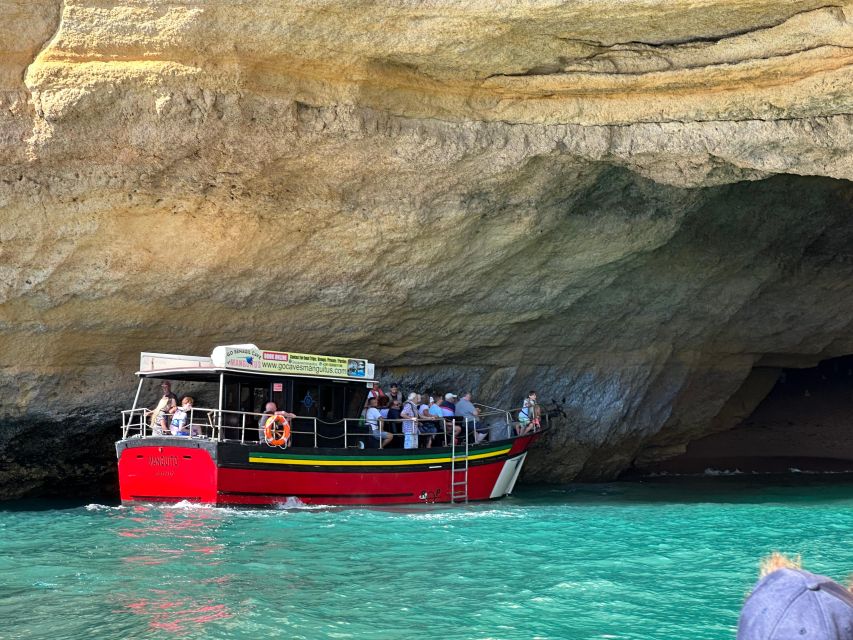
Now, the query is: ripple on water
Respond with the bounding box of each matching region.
[2,479,853,639]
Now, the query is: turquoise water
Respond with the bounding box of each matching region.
[2,478,853,640]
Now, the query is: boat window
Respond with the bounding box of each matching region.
[319,384,345,421]
[345,384,369,419]
[271,380,289,412]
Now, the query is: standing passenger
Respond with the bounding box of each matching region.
[516,390,539,435]
[386,399,403,435]
[150,381,177,436]
[387,383,403,406]
[401,393,420,449]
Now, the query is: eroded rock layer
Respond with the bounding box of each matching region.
[2,1,853,498]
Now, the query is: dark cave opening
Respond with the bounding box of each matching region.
[639,355,853,475]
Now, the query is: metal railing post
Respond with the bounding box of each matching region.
[241,413,246,444]
[216,373,224,442]
[344,419,348,449]
[313,418,318,448]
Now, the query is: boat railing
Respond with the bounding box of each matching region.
[120,403,548,447]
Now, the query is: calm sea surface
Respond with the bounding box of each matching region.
[2,477,853,640]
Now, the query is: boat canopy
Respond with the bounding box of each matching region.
[137,343,377,384]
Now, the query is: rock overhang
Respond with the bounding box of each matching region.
[1,0,853,497]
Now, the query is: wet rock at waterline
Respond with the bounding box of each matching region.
[2,1,853,499]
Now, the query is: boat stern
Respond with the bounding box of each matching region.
[116,438,218,504]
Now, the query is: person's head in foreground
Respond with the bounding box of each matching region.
[738,552,853,639]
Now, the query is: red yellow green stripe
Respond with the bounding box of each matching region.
[249,445,511,467]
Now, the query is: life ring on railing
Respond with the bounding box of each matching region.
[264,415,291,446]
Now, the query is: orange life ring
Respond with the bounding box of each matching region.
[264,414,291,446]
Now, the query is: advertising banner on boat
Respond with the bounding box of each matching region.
[211,345,373,380]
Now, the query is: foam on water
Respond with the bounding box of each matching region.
[3,478,853,639]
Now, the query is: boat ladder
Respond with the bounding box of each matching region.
[450,424,469,503]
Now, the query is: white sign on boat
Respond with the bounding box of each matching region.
[210,344,375,380]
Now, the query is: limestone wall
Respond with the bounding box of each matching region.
[2,1,853,498]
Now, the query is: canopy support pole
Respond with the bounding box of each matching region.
[130,378,144,412]
[217,372,224,442]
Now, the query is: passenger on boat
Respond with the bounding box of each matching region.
[365,397,393,448]
[367,385,386,401]
[385,399,402,435]
[401,393,420,450]
[387,382,403,406]
[169,396,194,436]
[364,384,386,421]
[258,402,297,442]
[440,393,462,444]
[516,390,540,435]
[427,394,445,444]
[440,393,456,416]
[456,392,485,443]
[378,395,391,419]
[418,394,437,448]
[150,381,177,436]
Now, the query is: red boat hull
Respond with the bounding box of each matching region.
[117,435,540,506]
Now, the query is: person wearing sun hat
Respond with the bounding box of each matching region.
[738,553,853,640]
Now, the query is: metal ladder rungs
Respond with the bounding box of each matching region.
[450,423,471,504]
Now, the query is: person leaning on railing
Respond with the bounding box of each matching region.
[516,390,540,436]
[258,402,296,443]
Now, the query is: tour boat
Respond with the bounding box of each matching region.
[116,344,546,506]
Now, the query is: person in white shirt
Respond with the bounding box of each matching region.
[365,397,393,448]
[516,390,540,435]
[417,394,436,448]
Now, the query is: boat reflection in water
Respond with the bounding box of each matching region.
[114,504,234,634]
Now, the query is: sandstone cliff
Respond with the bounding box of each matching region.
[2,1,853,498]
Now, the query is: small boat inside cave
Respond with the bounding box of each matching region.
[116,344,546,506]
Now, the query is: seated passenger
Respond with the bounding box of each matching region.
[455,392,484,443]
[169,396,194,436]
[418,394,437,448]
[429,393,452,446]
[439,393,462,444]
[440,392,457,417]
[150,381,177,436]
[258,402,297,443]
[365,397,393,448]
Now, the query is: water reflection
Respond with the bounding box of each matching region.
[112,504,235,634]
